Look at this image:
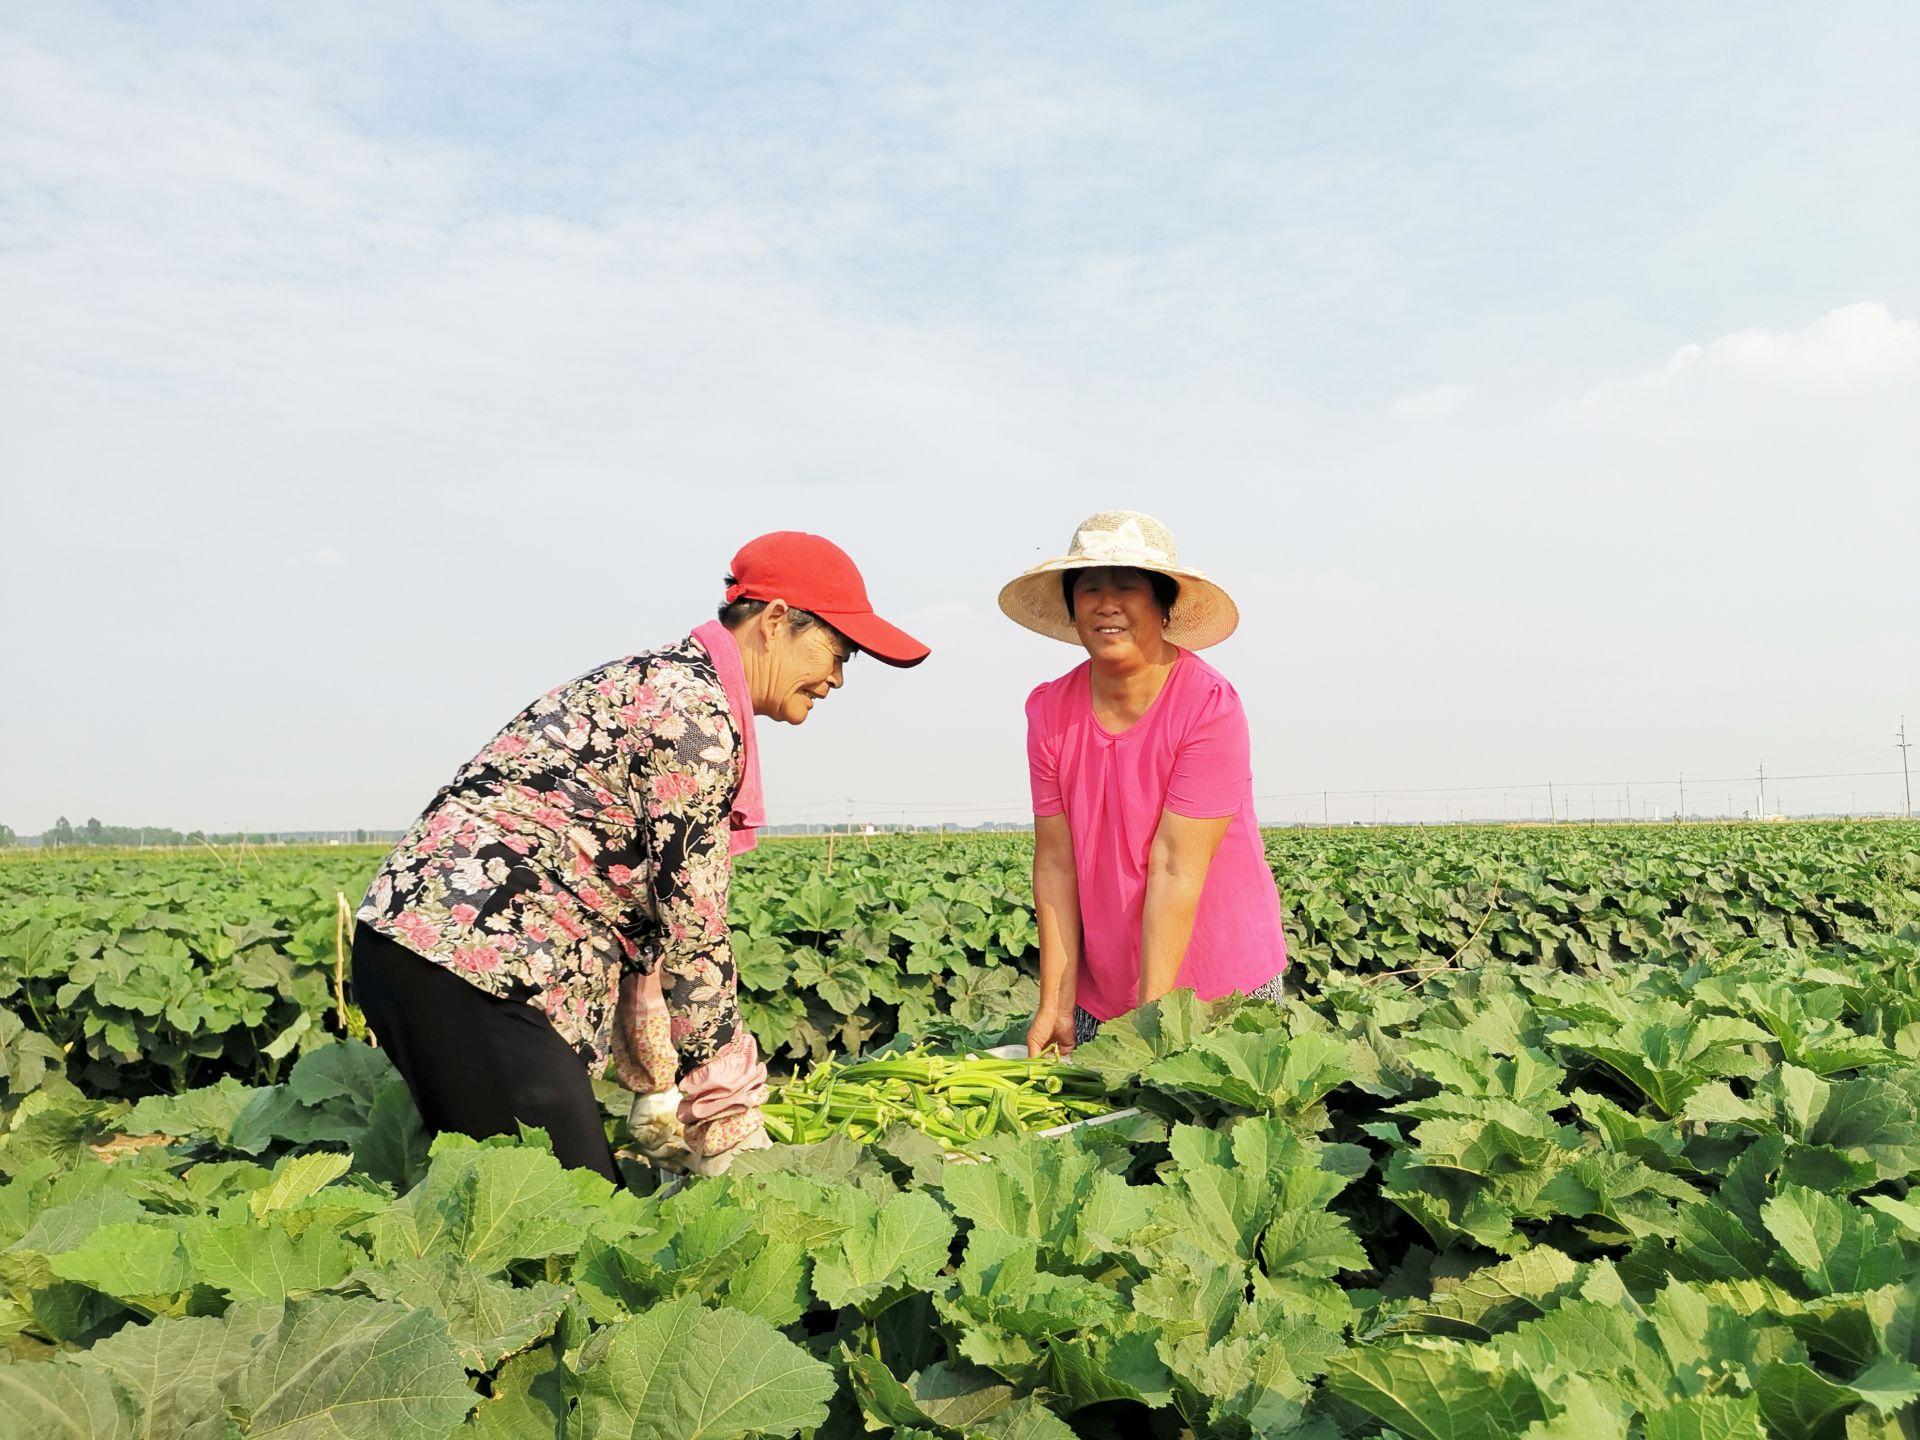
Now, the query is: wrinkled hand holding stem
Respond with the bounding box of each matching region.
[1027,1004,1075,1059]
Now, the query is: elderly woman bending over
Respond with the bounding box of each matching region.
[354,532,928,1178]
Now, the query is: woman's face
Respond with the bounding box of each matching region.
[1070,566,1167,665]
[757,608,851,725]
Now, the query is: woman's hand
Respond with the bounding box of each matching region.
[1030,813,1082,1057]
[627,1088,693,1170]
[1027,1005,1076,1058]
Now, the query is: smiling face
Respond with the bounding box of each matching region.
[746,602,853,725]
[1068,566,1170,667]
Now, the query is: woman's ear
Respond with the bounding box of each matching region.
[757,598,791,643]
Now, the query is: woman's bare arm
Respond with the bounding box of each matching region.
[1029,811,1083,1054]
[1138,809,1232,1007]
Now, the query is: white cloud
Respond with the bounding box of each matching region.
[1391,384,1468,421]
[1558,302,1920,418]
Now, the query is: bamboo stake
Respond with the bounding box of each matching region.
[334,893,350,1022]
[334,892,372,1044]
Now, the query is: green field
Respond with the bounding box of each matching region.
[1,822,1917,1437]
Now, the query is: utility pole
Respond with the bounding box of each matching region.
[1322,790,1329,827]
[1758,759,1766,819]
[1678,774,1685,820]
[1547,780,1556,822]
[1900,719,1913,819]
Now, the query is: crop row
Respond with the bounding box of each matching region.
[1,912,1917,1434]
[2,822,1917,1102]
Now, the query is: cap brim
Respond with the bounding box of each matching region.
[816,609,931,668]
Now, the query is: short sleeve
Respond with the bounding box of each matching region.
[1164,680,1251,819]
[1025,684,1064,817]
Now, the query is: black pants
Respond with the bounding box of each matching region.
[351,923,619,1183]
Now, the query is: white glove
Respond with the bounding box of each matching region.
[627,1088,691,1167]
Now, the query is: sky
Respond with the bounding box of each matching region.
[3,1,1917,833]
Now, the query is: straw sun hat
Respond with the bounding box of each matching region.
[997,510,1240,649]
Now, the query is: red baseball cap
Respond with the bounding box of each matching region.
[726,532,931,668]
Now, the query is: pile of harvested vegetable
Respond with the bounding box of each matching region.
[762,1046,1111,1150]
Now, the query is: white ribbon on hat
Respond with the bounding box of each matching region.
[1073,517,1169,565]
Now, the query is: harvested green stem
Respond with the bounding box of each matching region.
[767,1045,1112,1152]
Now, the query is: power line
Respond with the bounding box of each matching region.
[774,766,1911,822]
[1251,768,1903,802]
[1900,719,1913,820]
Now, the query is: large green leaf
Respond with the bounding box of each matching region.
[1754,1355,1920,1436]
[716,1239,810,1327]
[1761,1187,1915,1297]
[74,1310,264,1439]
[844,1354,1014,1436]
[970,1397,1078,1440]
[935,1236,1123,1377]
[809,1189,952,1315]
[1040,1323,1173,1410]
[935,1130,1148,1267]
[1381,1248,1584,1339]
[1325,1338,1548,1440]
[370,1142,592,1274]
[573,1295,835,1439]
[285,1041,397,1111]
[46,1223,194,1308]
[1068,990,1219,1089]
[182,1218,359,1302]
[0,1011,70,1101]
[223,1296,476,1439]
[1144,1028,1351,1115]
[1554,1008,1771,1119]
[0,1361,138,1440]
[462,1347,568,1440]
[121,1079,261,1147]
[354,1254,569,1371]
[1640,1393,1767,1440]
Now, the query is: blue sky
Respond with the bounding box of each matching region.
[3,2,1916,830]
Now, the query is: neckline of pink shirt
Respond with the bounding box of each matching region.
[1087,647,1190,740]
[689,620,763,855]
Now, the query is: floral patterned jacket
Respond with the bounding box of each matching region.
[358,629,766,1154]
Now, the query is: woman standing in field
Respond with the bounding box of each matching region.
[353,533,928,1180]
[1000,511,1287,1056]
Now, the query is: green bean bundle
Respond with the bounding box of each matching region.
[763,1047,1111,1150]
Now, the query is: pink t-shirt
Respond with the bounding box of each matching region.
[1026,649,1287,1022]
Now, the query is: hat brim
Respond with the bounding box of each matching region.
[996,558,1239,649]
[816,608,931,668]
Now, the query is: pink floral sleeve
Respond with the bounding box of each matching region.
[617,679,769,1154]
[612,966,768,1157]
[631,682,744,1072]
[356,633,769,1154]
